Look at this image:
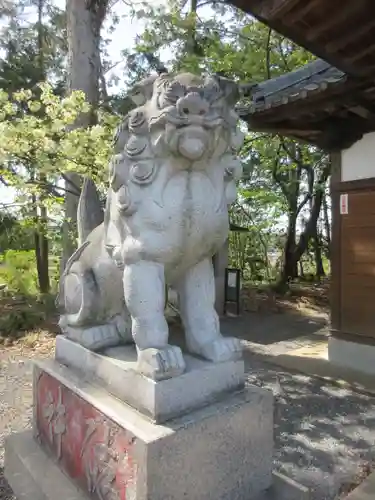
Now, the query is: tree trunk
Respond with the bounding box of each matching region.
[288,165,330,282]
[299,260,304,278]
[277,161,331,288]
[189,0,198,49]
[62,0,108,272]
[36,0,50,293]
[322,186,331,259]
[38,205,50,293]
[277,160,301,288]
[280,216,298,286]
[313,230,325,278]
[32,194,43,293]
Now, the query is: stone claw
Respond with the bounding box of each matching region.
[137,345,186,381]
[60,321,122,352]
[198,336,243,363]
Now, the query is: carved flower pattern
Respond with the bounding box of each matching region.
[42,385,66,459]
[81,419,137,500]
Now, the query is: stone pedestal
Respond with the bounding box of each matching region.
[5,340,310,500]
[55,335,245,423]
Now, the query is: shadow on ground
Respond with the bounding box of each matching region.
[222,309,327,346]
[0,466,13,500]
[221,311,375,500]
[2,308,373,500]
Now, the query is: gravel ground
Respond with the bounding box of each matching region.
[0,338,54,500]
[1,314,375,500]
[243,351,375,500]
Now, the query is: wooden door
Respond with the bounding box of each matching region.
[340,189,375,338]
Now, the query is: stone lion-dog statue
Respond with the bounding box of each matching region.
[58,72,245,380]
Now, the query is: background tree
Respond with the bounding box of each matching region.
[0,0,67,292]
[124,0,330,285]
[62,0,111,270]
[0,0,332,302]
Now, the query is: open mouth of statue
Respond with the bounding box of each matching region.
[176,125,209,160]
[149,107,224,132]
[173,114,223,130]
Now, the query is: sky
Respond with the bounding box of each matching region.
[0,0,163,207]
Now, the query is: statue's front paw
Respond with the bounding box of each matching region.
[137,345,186,381]
[199,337,243,363]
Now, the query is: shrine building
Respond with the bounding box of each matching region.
[228,0,375,374]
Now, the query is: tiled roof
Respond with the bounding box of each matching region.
[236,59,346,117]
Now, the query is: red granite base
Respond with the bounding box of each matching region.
[7,359,308,500]
[33,364,138,500]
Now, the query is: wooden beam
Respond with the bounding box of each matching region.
[255,0,301,19]
[230,0,375,79]
[325,18,375,53]
[358,63,375,77]
[247,108,371,150]
[247,119,323,134]
[348,41,375,63]
[330,152,341,330]
[306,2,365,42]
[283,0,323,25]
[348,105,372,119]
[349,97,375,122]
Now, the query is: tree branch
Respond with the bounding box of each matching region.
[296,193,311,216]
[26,180,80,198]
[265,28,272,79]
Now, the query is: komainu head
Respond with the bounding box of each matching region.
[112,72,244,178]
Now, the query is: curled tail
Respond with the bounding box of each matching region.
[56,241,90,310]
[77,177,104,245]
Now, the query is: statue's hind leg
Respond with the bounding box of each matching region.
[177,258,242,362]
[59,264,129,351]
[123,260,186,380]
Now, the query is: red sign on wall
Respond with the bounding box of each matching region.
[340,193,349,215]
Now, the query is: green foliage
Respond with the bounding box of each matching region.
[0,249,39,295]
[0,211,34,252]
[0,0,331,297]
[126,0,330,285]
[0,85,117,189]
[0,0,67,94]
[128,2,314,81]
[0,301,45,339]
[0,249,57,338]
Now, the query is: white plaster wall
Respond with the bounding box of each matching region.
[329,337,375,376]
[341,131,375,181]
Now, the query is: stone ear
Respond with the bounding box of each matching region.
[216,76,240,106]
[128,74,159,106]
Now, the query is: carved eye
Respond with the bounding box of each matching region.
[164,81,186,103]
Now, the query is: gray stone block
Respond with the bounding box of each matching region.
[55,334,245,423]
[32,359,274,500]
[260,471,311,500]
[5,431,88,500]
[5,431,310,500]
